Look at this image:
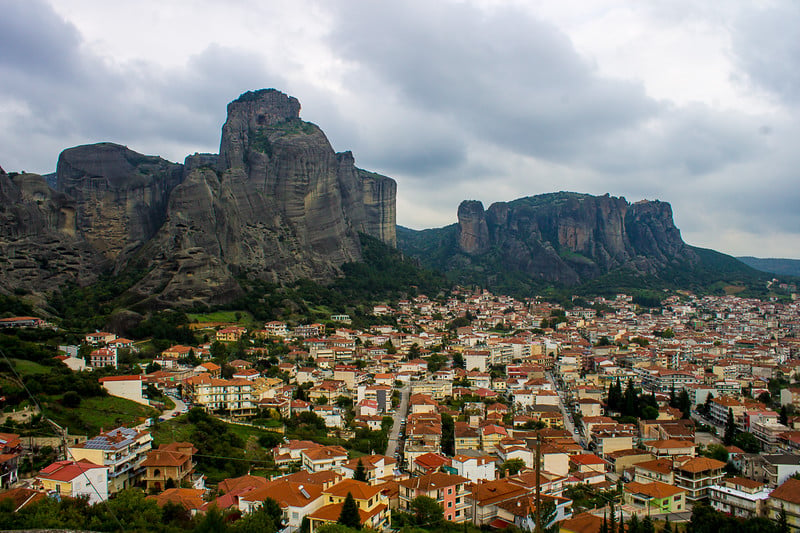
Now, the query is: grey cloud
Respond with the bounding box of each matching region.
[327,1,659,164]
[0,1,287,171]
[732,3,800,105]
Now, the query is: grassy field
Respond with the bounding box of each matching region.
[10,359,52,375]
[43,395,158,436]
[187,310,253,324]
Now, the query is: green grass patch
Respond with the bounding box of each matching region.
[9,358,51,376]
[43,395,158,436]
[187,310,253,324]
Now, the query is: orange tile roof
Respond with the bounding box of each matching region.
[770,477,800,505]
[325,479,382,500]
[625,480,685,499]
[240,479,324,507]
[676,457,726,473]
[397,472,468,492]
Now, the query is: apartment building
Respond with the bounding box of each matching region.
[185,374,255,417]
[674,457,726,502]
[709,477,771,519]
[68,427,152,493]
[398,472,471,523]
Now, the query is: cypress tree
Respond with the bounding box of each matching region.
[641,515,655,533]
[353,458,367,482]
[724,407,737,446]
[338,492,362,530]
[627,513,640,533]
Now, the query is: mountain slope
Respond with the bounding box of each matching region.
[398,192,770,297]
[737,256,800,277]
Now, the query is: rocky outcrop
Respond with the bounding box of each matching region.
[401,192,697,286]
[128,89,397,306]
[457,200,490,255]
[0,171,105,293]
[0,89,398,308]
[56,143,183,261]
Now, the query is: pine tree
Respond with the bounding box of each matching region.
[641,515,655,533]
[724,407,737,445]
[779,504,789,533]
[780,405,789,427]
[609,503,617,533]
[663,516,672,533]
[353,458,367,482]
[627,513,640,533]
[338,492,362,530]
[600,513,609,533]
[618,513,625,533]
[624,379,637,417]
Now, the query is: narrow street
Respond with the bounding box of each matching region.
[546,371,582,446]
[385,382,410,457]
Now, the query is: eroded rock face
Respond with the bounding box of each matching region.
[0,171,105,293]
[1,89,398,308]
[457,200,490,255]
[131,89,397,306]
[56,143,183,260]
[447,192,696,284]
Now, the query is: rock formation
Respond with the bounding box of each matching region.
[0,89,397,307]
[56,143,183,261]
[129,89,396,306]
[0,169,105,293]
[399,192,697,286]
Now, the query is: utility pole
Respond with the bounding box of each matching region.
[534,431,542,533]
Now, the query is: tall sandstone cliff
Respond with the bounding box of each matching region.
[400,192,697,286]
[0,89,397,307]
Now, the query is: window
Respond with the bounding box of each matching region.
[448,488,453,495]
[448,501,453,508]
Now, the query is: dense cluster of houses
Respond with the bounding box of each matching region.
[3,287,800,530]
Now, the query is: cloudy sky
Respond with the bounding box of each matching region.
[2,0,798,258]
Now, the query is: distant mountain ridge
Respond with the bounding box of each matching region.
[737,256,800,278]
[398,192,769,296]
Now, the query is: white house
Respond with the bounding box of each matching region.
[36,460,109,504]
[98,375,148,406]
[452,454,496,483]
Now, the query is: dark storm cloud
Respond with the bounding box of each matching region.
[732,3,800,105]
[0,0,285,171]
[327,1,659,165]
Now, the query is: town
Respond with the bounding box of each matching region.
[2,286,800,532]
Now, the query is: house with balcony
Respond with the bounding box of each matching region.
[398,472,470,523]
[0,433,21,489]
[308,479,391,532]
[623,480,687,515]
[67,426,152,494]
[674,457,726,502]
[141,442,198,492]
[238,477,325,529]
[184,374,255,417]
[301,445,349,473]
[467,477,531,526]
[709,477,771,519]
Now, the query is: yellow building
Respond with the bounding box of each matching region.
[307,479,391,532]
[768,477,800,530]
[67,427,152,494]
[36,459,109,504]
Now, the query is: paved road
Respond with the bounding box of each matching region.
[547,372,582,446]
[135,395,186,431]
[386,382,410,457]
